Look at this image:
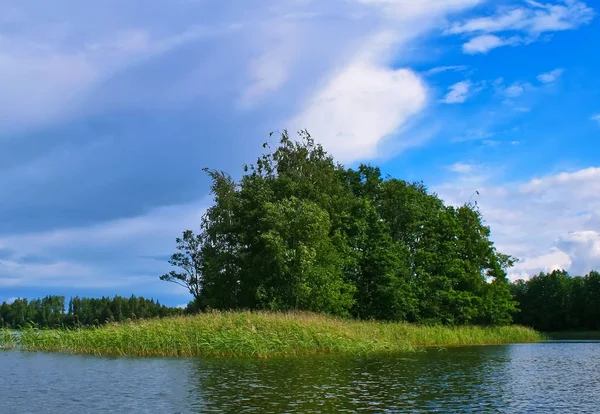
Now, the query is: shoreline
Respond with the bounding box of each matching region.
[544,331,600,340]
[1,311,543,358]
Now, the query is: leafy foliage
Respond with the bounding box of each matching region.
[512,269,600,331]
[161,130,520,325]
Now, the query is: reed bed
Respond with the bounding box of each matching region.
[0,311,542,358]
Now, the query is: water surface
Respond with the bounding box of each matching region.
[1,342,598,413]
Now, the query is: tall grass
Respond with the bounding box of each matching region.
[0,329,16,350]
[1,311,542,358]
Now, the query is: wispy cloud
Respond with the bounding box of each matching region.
[424,65,468,76]
[442,80,471,104]
[0,22,227,134]
[537,68,565,83]
[591,113,600,124]
[451,128,494,143]
[287,0,488,163]
[0,197,208,292]
[449,162,476,173]
[462,34,522,54]
[448,0,594,54]
[504,82,527,98]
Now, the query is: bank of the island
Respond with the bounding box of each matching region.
[544,331,600,340]
[1,311,542,358]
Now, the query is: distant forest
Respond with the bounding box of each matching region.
[2,132,598,332]
[512,270,600,332]
[0,295,183,329]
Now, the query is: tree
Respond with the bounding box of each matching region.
[165,130,520,324]
[160,230,204,305]
[512,270,575,331]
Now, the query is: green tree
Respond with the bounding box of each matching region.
[162,130,520,325]
[160,230,204,305]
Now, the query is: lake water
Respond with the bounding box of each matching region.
[1,342,599,413]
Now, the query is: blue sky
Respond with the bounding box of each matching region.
[1,0,599,306]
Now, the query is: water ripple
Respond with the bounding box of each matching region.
[1,342,598,413]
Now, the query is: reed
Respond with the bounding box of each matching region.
[1,311,542,358]
[0,329,16,350]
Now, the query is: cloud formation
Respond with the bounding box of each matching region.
[436,166,600,280]
[0,0,487,299]
[448,0,594,54]
[290,61,427,163]
[0,197,208,296]
[504,82,527,97]
[442,80,472,103]
[537,68,565,83]
[0,0,596,304]
[462,34,521,54]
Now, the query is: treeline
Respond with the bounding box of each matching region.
[0,295,184,329]
[512,270,600,332]
[162,131,518,325]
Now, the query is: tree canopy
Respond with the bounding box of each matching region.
[512,270,600,331]
[162,130,518,325]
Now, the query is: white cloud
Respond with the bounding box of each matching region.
[462,34,521,54]
[424,65,468,76]
[442,80,471,103]
[447,0,594,34]
[508,248,572,281]
[289,59,427,163]
[286,0,487,164]
[448,0,594,54]
[449,162,476,173]
[591,113,600,124]
[356,0,483,20]
[537,68,565,83]
[435,166,600,280]
[504,82,526,98]
[556,231,600,275]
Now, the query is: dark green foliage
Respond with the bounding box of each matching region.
[0,295,183,329]
[161,130,520,325]
[512,269,600,331]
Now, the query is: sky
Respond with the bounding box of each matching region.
[1,0,599,306]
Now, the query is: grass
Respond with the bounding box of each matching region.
[0,311,542,358]
[544,331,600,340]
[0,329,16,350]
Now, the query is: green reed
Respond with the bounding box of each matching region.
[0,311,543,358]
[0,329,17,350]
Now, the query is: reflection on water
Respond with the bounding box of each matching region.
[1,342,599,413]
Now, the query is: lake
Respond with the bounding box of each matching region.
[1,341,598,413]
